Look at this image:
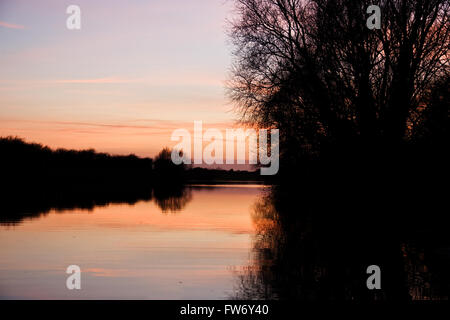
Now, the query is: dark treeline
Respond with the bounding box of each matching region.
[0,136,151,225]
[0,137,262,186]
[0,137,260,225]
[0,136,153,185]
[186,167,263,183]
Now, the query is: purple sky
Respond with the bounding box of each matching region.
[0,0,238,157]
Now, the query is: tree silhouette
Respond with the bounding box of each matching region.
[228,0,449,162]
[153,147,186,183]
[228,1,449,301]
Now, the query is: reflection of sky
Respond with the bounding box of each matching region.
[0,0,234,157]
[0,187,260,299]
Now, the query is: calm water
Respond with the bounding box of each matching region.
[0,185,266,299]
[2,183,449,301]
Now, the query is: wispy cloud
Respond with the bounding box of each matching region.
[0,21,25,29]
[53,74,222,87]
[0,77,144,90]
[0,119,235,132]
[0,73,223,90]
[54,77,143,84]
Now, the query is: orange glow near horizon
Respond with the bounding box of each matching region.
[0,119,259,168]
[0,0,236,159]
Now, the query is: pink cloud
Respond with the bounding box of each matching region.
[0,21,25,29]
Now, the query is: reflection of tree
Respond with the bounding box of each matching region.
[1,183,194,225]
[233,186,450,301]
[0,184,153,226]
[153,185,192,214]
[233,191,282,300]
[151,147,192,213]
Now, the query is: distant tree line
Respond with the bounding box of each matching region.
[0,136,264,224]
[0,136,154,186]
[1,137,250,189]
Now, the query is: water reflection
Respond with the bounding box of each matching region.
[0,185,260,299]
[233,185,450,301]
[0,184,193,226]
[1,181,448,300]
[153,185,192,214]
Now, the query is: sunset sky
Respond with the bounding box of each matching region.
[0,0,237,157]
